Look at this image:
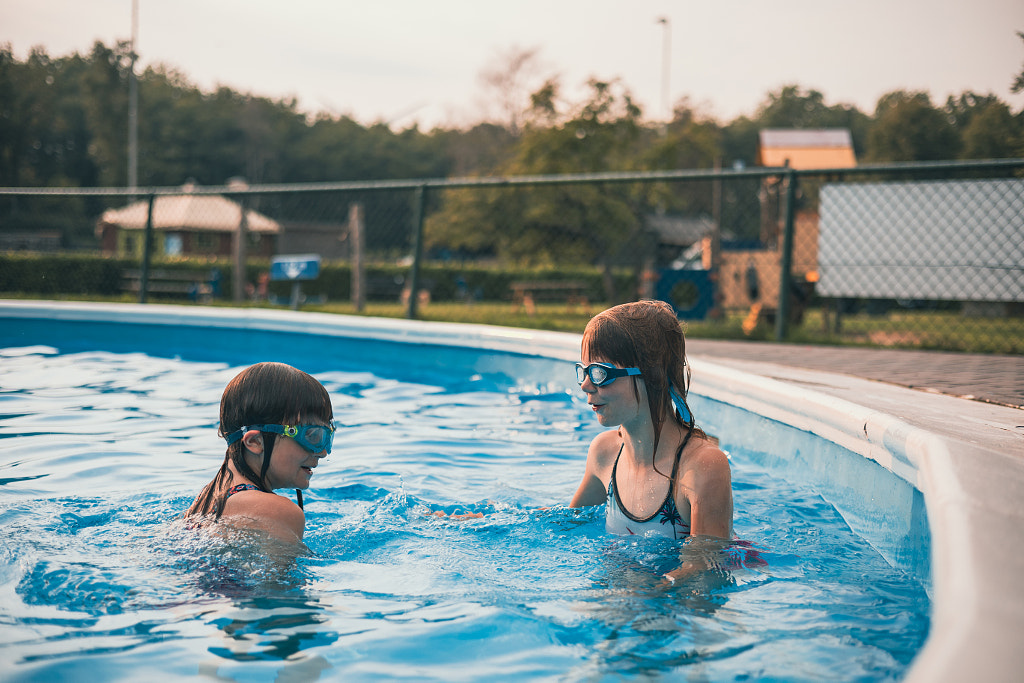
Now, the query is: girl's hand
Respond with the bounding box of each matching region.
[430,510,484,520]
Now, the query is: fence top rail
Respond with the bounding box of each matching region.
[789,157,1024,178]
[0,158,1021,197]
[0,167,790,197]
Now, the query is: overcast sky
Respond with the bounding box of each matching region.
[4,0,1023,129]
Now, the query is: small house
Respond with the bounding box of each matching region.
[756,128,857,169]
[96,184,280,259]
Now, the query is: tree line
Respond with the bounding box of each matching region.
[2,40,1023,190]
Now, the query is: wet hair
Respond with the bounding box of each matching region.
[581,299,704,475]
[185,362,333,520]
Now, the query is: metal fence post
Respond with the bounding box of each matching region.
[406,185,427,320]
[233,192,249,303]
[139,193,155,304]
[350,202,366,312]
[775,169,797,341]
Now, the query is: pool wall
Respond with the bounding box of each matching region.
[2,300,1021,683]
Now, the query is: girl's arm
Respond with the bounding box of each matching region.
[662,535,735,585]
[660,442,735,585]
[680,440,733,539]
[570,431,617,508]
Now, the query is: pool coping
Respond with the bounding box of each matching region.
[3,300,1022,682]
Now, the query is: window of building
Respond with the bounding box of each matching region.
[195,233,217,252]
[164,233,184,256]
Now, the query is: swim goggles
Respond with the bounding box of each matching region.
[224,421,337,454]
[575,362,641,387]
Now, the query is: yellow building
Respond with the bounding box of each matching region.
[717,129,857,316]
[756,129,857,169]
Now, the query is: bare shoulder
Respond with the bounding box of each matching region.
[588,429,623,469]
[570,429,621,508]
[222,490,305,542]
[682,435,732,483]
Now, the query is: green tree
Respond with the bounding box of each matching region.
[0,45,44,185]
[865,90,960,161]
[434,122,516,176]
[756,85,834,128]
[426,79,647,300]
[641,100,723,216]
[78,41,133,186]
[752,85,871,157]
[0,45,80,186]
[719,115,760,169]
[945,92,1022,159]
[646,100,721,170]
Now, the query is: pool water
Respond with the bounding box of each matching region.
[0,337,931,682]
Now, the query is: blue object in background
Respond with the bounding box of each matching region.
[270,254,321,281]
[271,254,321,309]
[656,268,715,319]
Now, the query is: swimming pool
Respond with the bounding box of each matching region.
[1,303,933,681]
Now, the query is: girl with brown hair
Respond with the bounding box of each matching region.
[185,362,335,543]
[570,300,733,547]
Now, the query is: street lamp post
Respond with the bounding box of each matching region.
[128,0,138,192]
[657,17,671,125]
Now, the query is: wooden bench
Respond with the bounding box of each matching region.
[510,280,590,315]
[354,276,435,301]
[363,275,406,301]
[122,269,219,302]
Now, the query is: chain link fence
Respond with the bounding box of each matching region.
[1,159,1021,353]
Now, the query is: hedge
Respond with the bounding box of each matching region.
[0,253,637,303]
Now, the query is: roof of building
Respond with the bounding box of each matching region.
[645,213,715,246]
[757,128,857,169]
[98,192,280,233]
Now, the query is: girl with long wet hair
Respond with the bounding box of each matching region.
[570,300,733,548]
[185,362,335,542]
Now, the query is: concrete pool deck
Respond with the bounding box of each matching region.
[687,339,1023,683]
[1,300,1021,682]
[687,339,1023,410]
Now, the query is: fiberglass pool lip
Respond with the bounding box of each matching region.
[2,298,1022,683]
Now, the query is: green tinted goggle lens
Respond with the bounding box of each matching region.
[225,421,337,454]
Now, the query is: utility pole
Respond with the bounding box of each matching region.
[231,179,249,303]
[657,17,671,131]
[128,0,139,191]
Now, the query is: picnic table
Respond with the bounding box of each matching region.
[122,268,219,302]
[509,280,590,315]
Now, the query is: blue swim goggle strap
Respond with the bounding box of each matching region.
[224,421,337,454]
[575,362,641,387]
[669,383,693,424]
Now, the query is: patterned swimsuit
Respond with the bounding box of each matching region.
[605,431,692,539]
[225,483,261,498]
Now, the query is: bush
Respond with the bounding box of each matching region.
[0,253,638,304]
[0,253,124,295]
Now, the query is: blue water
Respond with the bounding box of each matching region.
[0,332,931,682]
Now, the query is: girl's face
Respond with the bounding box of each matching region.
[579,355,646,428]
[264,436,325,491]
[244,421,328,491]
